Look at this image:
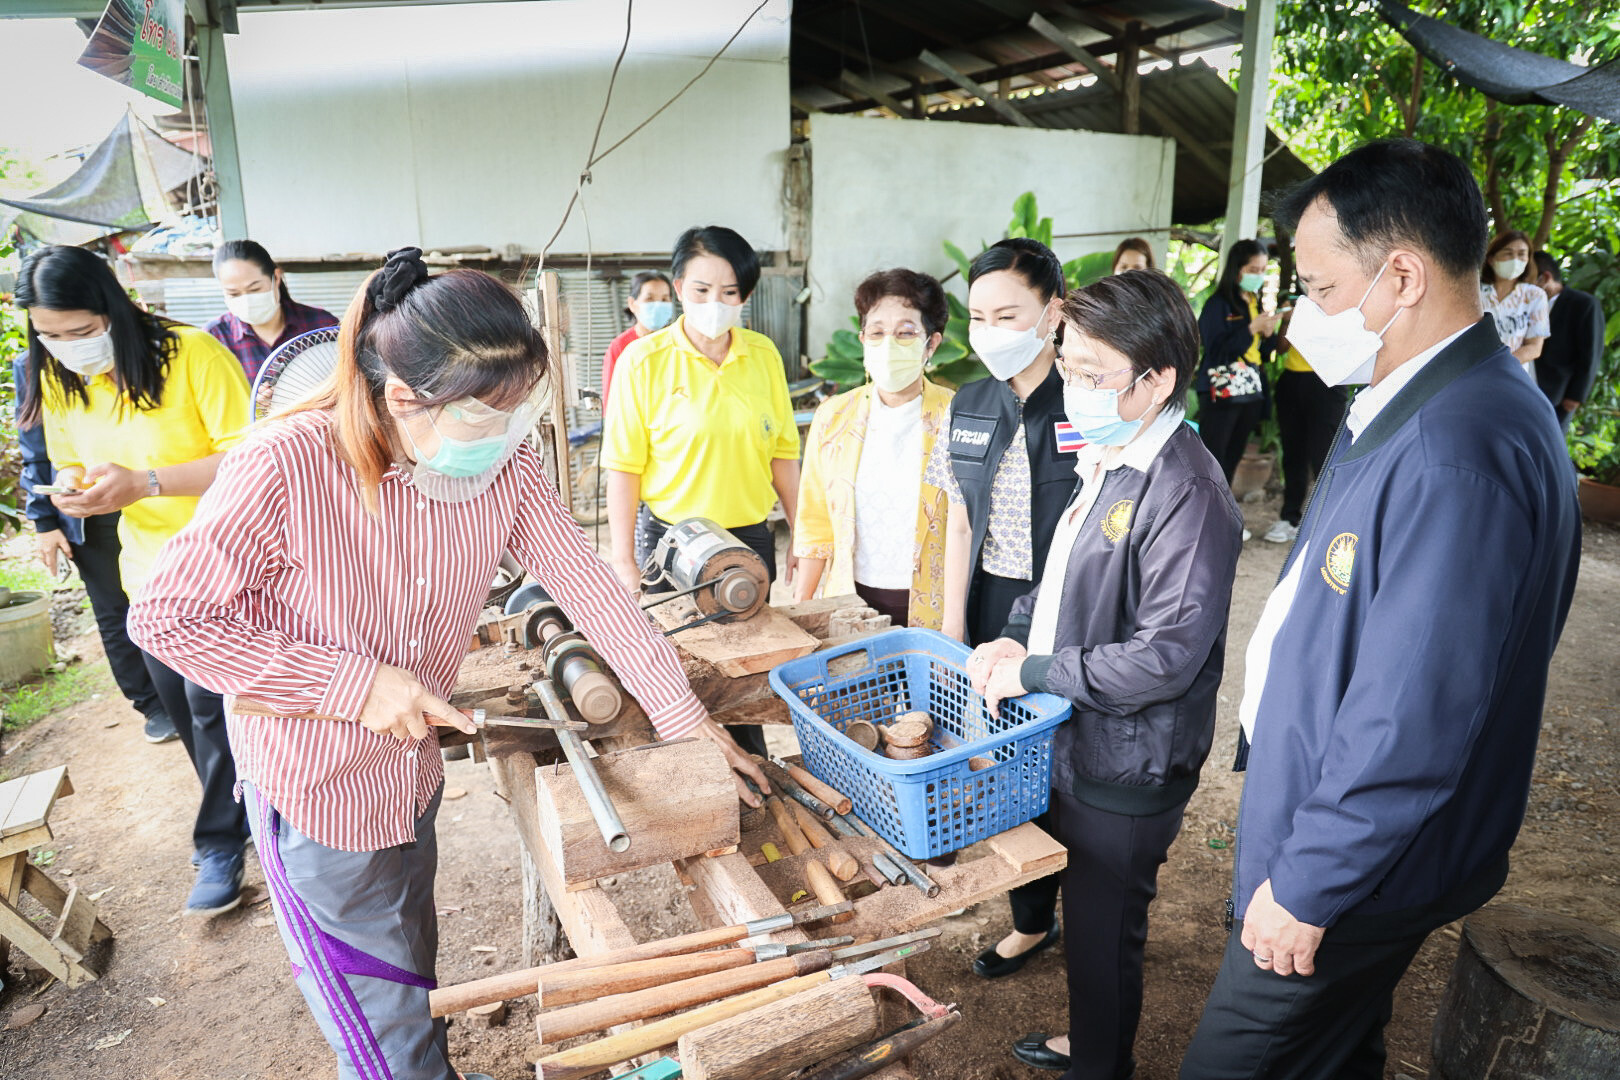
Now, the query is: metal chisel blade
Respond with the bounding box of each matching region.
[828,927,941,961]
[829,940,934,979]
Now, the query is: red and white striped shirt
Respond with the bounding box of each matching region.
[128,410,707,851]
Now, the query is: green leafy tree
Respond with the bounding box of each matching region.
[1271,0,1620,480]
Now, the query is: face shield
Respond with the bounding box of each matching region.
[396,380,547,503]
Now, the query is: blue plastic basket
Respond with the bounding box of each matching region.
[768,628,1072,859]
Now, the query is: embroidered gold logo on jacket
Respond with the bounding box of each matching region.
[1321,532,1358,594]
[1101,499,1135,543]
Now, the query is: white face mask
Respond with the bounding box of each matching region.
[1492,257,1527,282]
[684,299,742,339]
[1284,262,1402,387]
[225,288,281,326]
[863,336,927,394]
[40,331,116,377]
[969,309,1052,382]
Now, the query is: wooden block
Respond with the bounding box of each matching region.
[467,1000,508,1028]
[653,602,818,677]
[536,739,740,886]
[778,595,867,637]
[987,821,1067,876]
[678,975,878,1080]
[0,766,70,839]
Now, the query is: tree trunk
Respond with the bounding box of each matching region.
[1534,115,1595,251]
[1482,103,1510,232]
[1404,54,1423,136]
[1431,904,1620,1079]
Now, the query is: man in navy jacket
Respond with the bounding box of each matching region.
[1181,141,1581,1079]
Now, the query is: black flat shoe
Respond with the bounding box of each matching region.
[971,920,1060,979]
[1012,1032,1071,1072]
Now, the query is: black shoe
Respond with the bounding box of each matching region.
[144,710,179,744]
[1012,1033,1071,1072]
[972,920,1060,979]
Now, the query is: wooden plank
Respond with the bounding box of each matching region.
[50,884,97,962]
[0,766,69,837]
[0,897,73,985]
[916,49,1035,128]
[0,823,54,862]
[986,821,1068,875]
[651,602,818,678]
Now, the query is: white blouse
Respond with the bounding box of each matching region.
[853,393,924,590]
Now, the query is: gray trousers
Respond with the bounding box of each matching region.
[244,782,453,1080]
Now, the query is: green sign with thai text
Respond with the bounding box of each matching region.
[78,0,185,109]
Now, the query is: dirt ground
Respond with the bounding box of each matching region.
[1,495,1616,1080]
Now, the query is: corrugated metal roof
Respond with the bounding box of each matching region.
[792,0,1244,114]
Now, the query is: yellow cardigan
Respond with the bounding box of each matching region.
[793,380,954,629]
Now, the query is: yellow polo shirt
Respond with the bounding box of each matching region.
[602,316,799,528]
[42,325,250,591]
[1281,345,1313,373]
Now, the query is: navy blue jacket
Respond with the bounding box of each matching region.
[1236,318,1580,930]
[12,354,85,545]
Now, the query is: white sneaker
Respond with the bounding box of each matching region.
[1242,528,1252,542]
[1263,520,1299,544]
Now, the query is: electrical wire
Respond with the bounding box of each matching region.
[540,0,772,264]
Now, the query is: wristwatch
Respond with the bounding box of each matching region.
[145,469,161,498]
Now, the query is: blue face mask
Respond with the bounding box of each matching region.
[1062,370,1151,447]
[422,432,508,478]
[638,300,674,331]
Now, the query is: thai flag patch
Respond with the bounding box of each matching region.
[1054,421,1086,454]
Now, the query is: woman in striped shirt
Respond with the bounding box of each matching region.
[130,247,767,1080]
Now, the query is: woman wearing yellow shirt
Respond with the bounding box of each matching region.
[793,269,953,628]
[17,244,252,917]
[602,226,800,758]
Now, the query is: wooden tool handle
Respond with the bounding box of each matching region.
[231,696,464,728]
[804,859,852,922]
[536,972,830,1080]
[538,952,828,1044]
[765,796,812,857]
[796,1012,962,1080]
[537,949,756,1009]
[791,802,859,882]
[429,924,746,1017]
[784,762,853,816]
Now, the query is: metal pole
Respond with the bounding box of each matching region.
[196,21,248,240]
[536,679,630,853]
[1220,0,1277,259]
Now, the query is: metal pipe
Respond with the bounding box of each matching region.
[537,678,630,853]
[838,813,940,898]
[869,851,907,886]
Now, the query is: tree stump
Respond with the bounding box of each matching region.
[1432,904,1620,1079]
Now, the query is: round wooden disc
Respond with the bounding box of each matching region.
[885,741,934,760]
[691,548,769,620]
[883,717,932,748]
[844,720,880,751]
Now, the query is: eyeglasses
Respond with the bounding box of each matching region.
[1057,363,1136,391]
[859,326,925,345]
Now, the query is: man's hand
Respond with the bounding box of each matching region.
[1561,398,1581,415]
[1241,879,1326,977]
[36,529,71,576]
[783,550,799,587]
[967,637,1027,694]
[356,663,476,742]
[691,715,771,807]
[981,658,1027,720]
[53,462,143,517]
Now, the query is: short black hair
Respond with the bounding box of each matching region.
[854,268,949,336]
[1276,139,1488,286]
[1533,250,1561,283]
[624,270,671,320]
[213,238,292,302]
[1062,269,1200,402]
[968,237,1065,303]
[671,226,761,300]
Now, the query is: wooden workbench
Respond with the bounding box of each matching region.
[470,596,1068,1077]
